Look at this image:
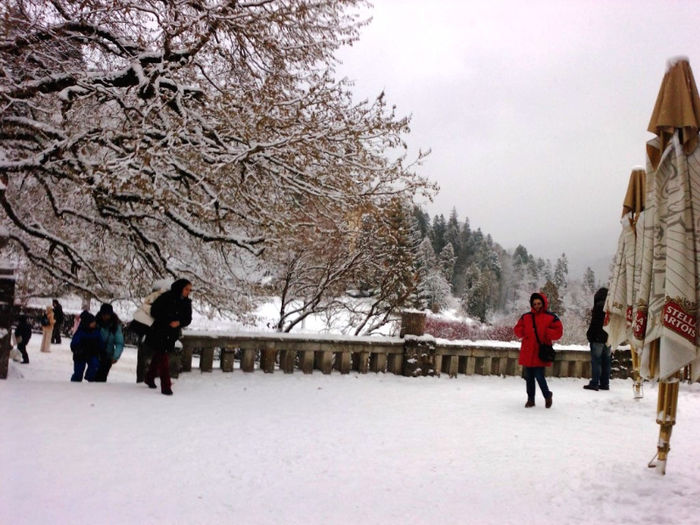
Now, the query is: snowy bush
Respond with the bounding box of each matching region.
[424,316,515,342]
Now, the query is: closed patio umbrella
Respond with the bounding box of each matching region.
[604,167,646,398]
[635,57,700,474]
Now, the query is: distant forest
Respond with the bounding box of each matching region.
[412,206,602,343]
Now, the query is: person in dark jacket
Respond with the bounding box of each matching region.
[94,303,125,382]
[51,299,65,344]
[513,292,563,408]
[14,314,32,364]
[70,312,105,382]
[584,287,611,391]
[144,278,192,395]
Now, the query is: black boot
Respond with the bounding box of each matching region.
[545,393,553,409]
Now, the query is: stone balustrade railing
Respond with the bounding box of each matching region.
[178,332,596,379]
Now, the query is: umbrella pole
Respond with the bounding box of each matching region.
[630,345,644,399]
[648,370,681,475]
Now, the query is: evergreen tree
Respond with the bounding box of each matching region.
[430,214,447,255]
[543,259,554,282]
[438,243,456,283]
[451,218,472,296]
[412,206,431,239]
[583,267,596,295]
[415,237,438,309]
[462,264,490,322]
[542,279,565,316]
[416,237,451,312]
[444,209,462,258]
[553,253,569,290]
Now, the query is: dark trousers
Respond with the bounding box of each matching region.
[17,343,29,363]
[72,356,99,382]
[136,339,153,383]
[145,351,171,392]
[589,343,611,388]
[94,358,113,382]
[51,324,62,344]
[524,366,551,401]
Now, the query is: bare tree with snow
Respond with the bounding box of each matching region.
[0,0,435,308]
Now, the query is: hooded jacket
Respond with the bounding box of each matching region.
[70,313,106,361]
[513,293,563,367]
[586,287,609,344]
[97,304,125,361]
[144,279,192,353]
[14,315,32,346]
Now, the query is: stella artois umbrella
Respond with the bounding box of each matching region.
[633,58,700,474]
[604,167,646,398]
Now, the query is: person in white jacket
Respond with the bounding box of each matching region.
[134,280,171,383]
[39,306,55,353]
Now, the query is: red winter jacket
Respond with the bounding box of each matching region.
[513,293,563,367]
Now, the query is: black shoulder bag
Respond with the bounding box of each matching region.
[531,313,555,362]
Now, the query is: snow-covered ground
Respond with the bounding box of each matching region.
[2,338,700,525]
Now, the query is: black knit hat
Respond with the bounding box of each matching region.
[98,303,114,316]
[79,312,96,328]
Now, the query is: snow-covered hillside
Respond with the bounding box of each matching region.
[2,338,699,525]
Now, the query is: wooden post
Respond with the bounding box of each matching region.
[200,347,214,372]
[261,348,276,373]
[300,350,314,374]
[356,351,370,374]
[279,348,295,374]
[0,265,14,380]
[434,354,443,377]
[241,348,255,372]
[465,356,476,375]
[480,357,492,376]
[220,348,235,372]
[316,351,333,375]
[630,345,644,398]
[181,343,193,372]
[336,350,351,374]
[650,372,680,475]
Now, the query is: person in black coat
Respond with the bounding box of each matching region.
[144,278,192,395]
[14,314,32,364]
[584,287,611,391]
[51,299,65,344]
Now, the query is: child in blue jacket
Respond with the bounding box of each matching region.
[70,313,104,382]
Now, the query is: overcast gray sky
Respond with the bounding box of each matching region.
[336,0,700,280]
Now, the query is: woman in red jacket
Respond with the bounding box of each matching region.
[513,292,563,408]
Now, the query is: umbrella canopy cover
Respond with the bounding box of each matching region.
[637,60,700,381]
[605,168,646,350]
[647,57,700,170]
